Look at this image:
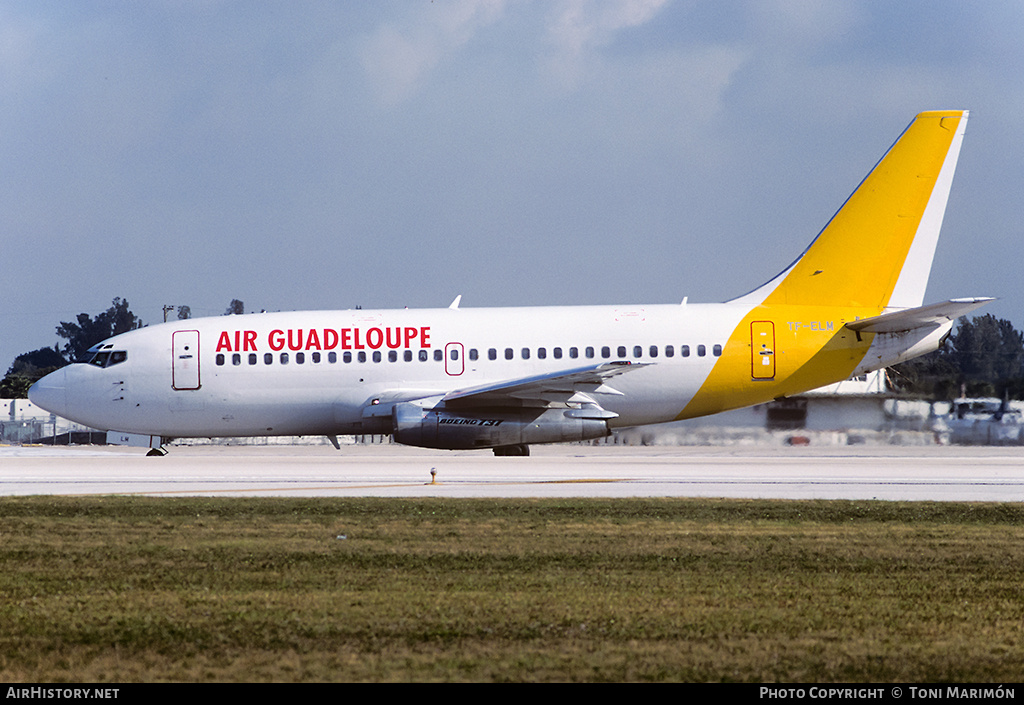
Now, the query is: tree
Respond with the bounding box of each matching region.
[949,314,1024,397]
[1,298,144,398]
[177,305,191,320]
[892,314,1024,399]
[0,346,67,398]
[889,343,961,399]
[55,297,144,362]
[224,299,244,316]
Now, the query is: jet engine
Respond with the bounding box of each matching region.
[392,402,611,451]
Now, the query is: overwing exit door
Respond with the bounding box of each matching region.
[445,342,464,376]
[751,321,776,380]
[172,330,201,390]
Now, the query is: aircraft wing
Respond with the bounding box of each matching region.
[440,361,651,409]
[845,297,994,334]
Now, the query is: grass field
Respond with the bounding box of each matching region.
[1,496,1023,682]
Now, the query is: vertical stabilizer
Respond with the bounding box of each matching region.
[732,110,969,310]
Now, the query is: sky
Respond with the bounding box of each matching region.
[3,0,1023,370]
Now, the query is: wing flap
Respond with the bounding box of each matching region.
[441,361,651,407]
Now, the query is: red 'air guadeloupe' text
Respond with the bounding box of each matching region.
[215,327,432,353]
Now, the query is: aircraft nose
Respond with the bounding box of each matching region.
[28,367,68,417]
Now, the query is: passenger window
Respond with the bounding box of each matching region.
[296,352,305,364]
[681,345,690,358]
[601,346,610,359]
[585,347,594,359]
[617,346,626,358]
[570,347,579,359]
[713,344,722,357]
[665,345,674,358]
[404,350,413,362]
[280,353,289,364]
[488,348,497,360]
[649,345,658,358]
[344,352,353,363]
[329,352,337,363]
[505,348,513,360]
[450,349,459,360]
[419,350,428,362]
[358,351,366,363]
[697,345,706,357]
[634,346,642,358]
[373,351,381,362]
[553,347,562,359]
[264,353,273,365]
[232,353,241,366]
[521,348,530,360]
[215,353,225,366]
[389,350,397,362]
[538,347,546,359]
[469,349,478,361]
[432,349,442,361]
[249,353,257,365]
[312,352,321,363]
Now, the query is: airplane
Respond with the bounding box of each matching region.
[29,110,992,456]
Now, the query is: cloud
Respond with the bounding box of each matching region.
[358,0,508,105]
[542,0,671,88]
[358,0,674,102]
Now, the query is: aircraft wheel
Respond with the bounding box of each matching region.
[146,448,167,457]
[494,444,530,457]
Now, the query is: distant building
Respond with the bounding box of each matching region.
[1,399,101,444]
[612,370,950,446]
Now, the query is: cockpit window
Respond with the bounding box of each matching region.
[89,350,127,368]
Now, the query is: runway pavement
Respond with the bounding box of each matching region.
[3,442,1024,500]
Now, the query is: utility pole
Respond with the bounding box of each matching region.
[162,305,175,323]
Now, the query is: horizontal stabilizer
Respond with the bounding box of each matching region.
[845,297,994,334]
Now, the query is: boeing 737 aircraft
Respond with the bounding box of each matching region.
[30,110,991,456]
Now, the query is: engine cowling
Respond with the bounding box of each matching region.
[392,402,611,450]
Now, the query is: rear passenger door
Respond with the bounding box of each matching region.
[750,321,775,380]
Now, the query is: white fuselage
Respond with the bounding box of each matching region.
[38,303,746,438]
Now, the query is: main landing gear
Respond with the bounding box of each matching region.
[493,444,530,457]
[146,447,167,457]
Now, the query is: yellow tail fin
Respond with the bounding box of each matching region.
[736,110,968,309]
